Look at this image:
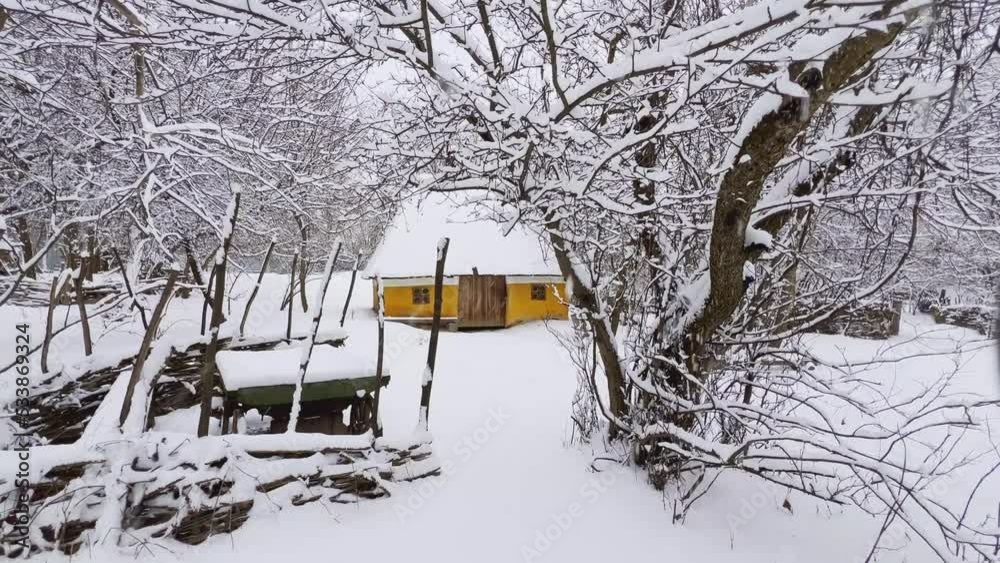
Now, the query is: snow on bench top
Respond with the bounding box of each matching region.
[217,344,386,391]
[364,192,561,278]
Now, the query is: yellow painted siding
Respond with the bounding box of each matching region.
[373,282,459,319]
[505,282,569,326]
[371,279,568,326]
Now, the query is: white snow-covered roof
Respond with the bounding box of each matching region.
[364,194,561,278]
[216,345,385,391]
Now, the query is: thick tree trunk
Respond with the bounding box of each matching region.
[688,15,909,367]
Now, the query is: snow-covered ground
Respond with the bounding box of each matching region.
[2,273,997,563]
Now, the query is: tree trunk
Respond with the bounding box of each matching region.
[545,219,628,430]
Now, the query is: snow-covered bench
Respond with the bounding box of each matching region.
[216,344,390,435]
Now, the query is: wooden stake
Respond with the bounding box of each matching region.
[199,265,216,335]
[287,241,342,433]
[72,261,93,357]
[197,191,241,437]
[339,254,360,327]
[419,238,449,430]
[239,239,276,337]
[41,273,69,374]
[286,253,298,340]
[296,215,309,312]
[112,247,148,330]
[119,271,178,427]
[372,275,385,437]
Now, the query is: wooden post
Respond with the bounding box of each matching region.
[15,217,35,279]
[286,253,298,340]
[339,254,360,327]
[221,396,234,435]
[41,273,69,374]
[112,247,149,330]
[185,242,205,287]
[239,239,276,337]
[372,275,385,436]
[119,271,178,427]
[197,190,241,437]
[296,215,309,312]
[418,238,449,430]
[72,260,93,357]
[199,265,216,335]
[287,240,342,433]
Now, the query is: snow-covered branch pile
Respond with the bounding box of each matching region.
[0,432,437,556]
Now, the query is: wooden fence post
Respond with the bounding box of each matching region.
[339,254,360,327]
[288,241,342,433]
[286,253,298,340]
[239,239,276,337]
[197,190,240,437]
[372,275,385,436]
[199,265,216,335]
[41,272,70,374]
[119,271,178,427]
[296,215,309,312]
[112,247,149,330]
[418,237,449,430]
[72,260,92,356]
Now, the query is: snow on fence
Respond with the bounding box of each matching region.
[0,433,438,556]
[931,304,997,336]
[800,299,904,340]
[4,329,350,448]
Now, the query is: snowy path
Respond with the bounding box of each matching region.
[127,321,887,563]
[170,322,723,563]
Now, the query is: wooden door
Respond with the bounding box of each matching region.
[458,275,507,328]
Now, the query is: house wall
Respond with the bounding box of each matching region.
[374,282,459,319]
[372,278,569,326]
[506,282,569,326]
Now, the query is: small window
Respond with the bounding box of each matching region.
[412,287,430,305]
[530,284,547,301]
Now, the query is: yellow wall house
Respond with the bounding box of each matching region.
[364,195,569,329]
